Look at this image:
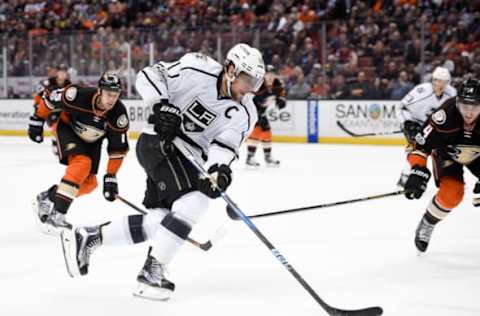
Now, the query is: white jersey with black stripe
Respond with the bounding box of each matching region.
[135,52,257,168]
[400,82,457,124]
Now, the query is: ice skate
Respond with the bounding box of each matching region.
[414,217,436,253]
[133,251,175,301]
[32,189,54,225]
[61,226,101,277]
[245,155,260,168]
[32,186,69,235]
[265,155,280,167]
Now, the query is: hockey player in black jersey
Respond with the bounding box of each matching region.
[29,64,72,154]
[246,66,286,167]
[404,78,480,252]
[31,72,129,233]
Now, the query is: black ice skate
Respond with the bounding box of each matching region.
[133,251,175,301]
[265,155,280,167]
[414,217,436,253]
[246,156,260,168]
[61,226,102,277]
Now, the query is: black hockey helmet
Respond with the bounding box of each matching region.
[98,71,122,92]
[458,78,480,105]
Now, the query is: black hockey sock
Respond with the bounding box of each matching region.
[424,211,441,225]
[247,145,257,158]
[263,146,272,158]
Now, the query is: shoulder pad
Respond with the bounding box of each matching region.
[116,113,129,129]
[64,86,78,102]
[414,83,433,96]
[445,85,457,97]
[431,109,447,125]
[180,53,222,75]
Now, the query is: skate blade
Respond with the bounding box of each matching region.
[265,163,280,168]
[133,283,172,301]
[60,229,81,278]
[245,164,260,170]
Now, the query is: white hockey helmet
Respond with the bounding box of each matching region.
[225,43,265,93]
[432,67,451,82]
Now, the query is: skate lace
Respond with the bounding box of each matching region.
[86,237,101,257]
[148,257,166,281]
[417,220,434,242]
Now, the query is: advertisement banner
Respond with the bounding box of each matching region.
[266,101,295,131]
[318,100,404,140]
[307,99,318,143]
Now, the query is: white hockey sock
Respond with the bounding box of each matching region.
[101,209,168,246]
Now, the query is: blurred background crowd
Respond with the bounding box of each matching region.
[0,0,479,99]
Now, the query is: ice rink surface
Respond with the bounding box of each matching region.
[2,136,480,316]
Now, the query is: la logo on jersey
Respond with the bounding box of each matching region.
[183,100,218,132]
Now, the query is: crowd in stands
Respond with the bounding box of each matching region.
[1,0,480,99]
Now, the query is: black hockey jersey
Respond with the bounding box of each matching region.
[38,85,129,156]
[411,97,480,165]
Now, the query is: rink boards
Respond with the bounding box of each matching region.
[0,99,406,145]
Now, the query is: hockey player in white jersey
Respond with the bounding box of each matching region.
[60,43,265,300]
[397,66,457,187]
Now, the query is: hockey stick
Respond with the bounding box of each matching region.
[226,190,404,221]
[174,140,383,316]
[115,195,217,251]
[337,121,402,137]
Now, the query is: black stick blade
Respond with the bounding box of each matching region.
[328,306,383,316]
[226,204,241,220]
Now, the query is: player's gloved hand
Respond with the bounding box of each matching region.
[103,174,118,202]
[276,97,286,109]
[198,164,232,198]
[28,115,45,143]
[404,166,431,199]
[473,181,480,207]
[148,100,182,143]
[403,120,422,143]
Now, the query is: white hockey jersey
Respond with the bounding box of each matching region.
[135,52,258,168]
[400,82,457,124]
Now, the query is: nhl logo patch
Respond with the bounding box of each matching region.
[65,87,77,101]
[117,114,128,128]
[432,109,446,125]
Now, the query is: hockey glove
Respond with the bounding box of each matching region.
[103,174,118,202]
[198,164,232,198]
[276,97,286,110]
[28,115,45,143]
[404,166,431,200]
[403,120,422,143]
[148,101,182,143]
[473,181,480,207]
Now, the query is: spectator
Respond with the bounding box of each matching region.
[288,70,311,99]
[348,71,371,99]
[390,71,414,99]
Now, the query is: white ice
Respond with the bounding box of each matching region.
[1,136,480,316]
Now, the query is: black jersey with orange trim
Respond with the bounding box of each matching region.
[411,97,480,165]
[40,85,129,155]
[252,78,286,114]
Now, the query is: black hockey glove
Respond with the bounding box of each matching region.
[147,101,182,143]
[198,164,232,199]
[404,166,431,200]
[28,115,45,143]
[276,97,286,110]
[103,174,118,202]
[403,120,422,143]
[473,181,480,207]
